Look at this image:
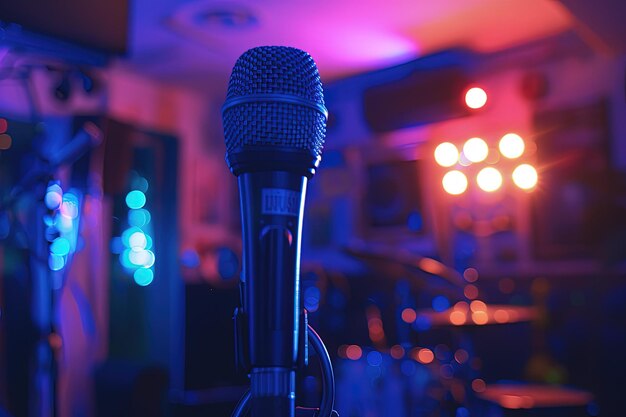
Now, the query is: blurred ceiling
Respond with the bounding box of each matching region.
[123,0,623,90]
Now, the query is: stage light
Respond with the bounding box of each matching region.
[128,209,151,227]
[512,164,538,190]
[477,167,503,192]
[434,142,459,167]
[417,348,434,364]
[367,350,383,367]
[465,87,487,109]
[401,308,417,323]
[442,170,468,195]
[50,237,71,256]
[463,138,488,163]
[125,190,146,209]
[432,295,450,312]
[0,118,7,133]
[133,268,154,286]
[346,345,362,360]
[60,193,79,219]
[45,184,63,210]
[499,133,525,159]
[129,231,147,251]
[48,254,66,271]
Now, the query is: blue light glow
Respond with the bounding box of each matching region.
[48,254,65,271]
[129,231,147,250]
[304,286,321,312]
[145,234,153,250]
[432,295,450,312]
[45,184,63,210]
[134,268,154,286]
[131,176,149,193]
[367,350,383,367]
[50,237,71,256]
[407,211,423,231]
[125,190,146,209]
[180,249,200,268]
[110,237,124,254]
[400,360,416,376]
[120,249,134,269]
[413,315,432,331]
[456,407,470,417]
[121,227,142,247]
[129,249,155,268]
[128,209,151,227]
[60,193,79,219]
[56,216,73,234]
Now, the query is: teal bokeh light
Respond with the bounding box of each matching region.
[128,209,151,227]
[134,268,154,286]
[125,190,146,209]
[50,237,71,256]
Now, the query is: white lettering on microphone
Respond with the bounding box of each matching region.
[261,188,301,216]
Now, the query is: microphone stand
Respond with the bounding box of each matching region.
[231,322,338,417]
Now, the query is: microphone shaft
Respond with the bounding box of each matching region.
[238,171,307,417]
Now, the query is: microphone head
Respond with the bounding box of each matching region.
[222,46,327,176]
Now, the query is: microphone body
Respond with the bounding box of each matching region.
[239,171,306,416]
[223,46,327,417]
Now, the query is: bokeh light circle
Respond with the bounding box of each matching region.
[465,87,487,109]
[512,164,538,190]
[499,133,525,159]
[463,138,489,163]
[434,142,459,167]
[476,167,503,192]
[442,170,468,195]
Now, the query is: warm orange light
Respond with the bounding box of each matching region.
[499,133,525,159]
[434,142,459,167]
[477,167,503,192]
[346,345,363,360]
[472,311,488,325]
[417,348,434,364]
[494,309,510,323]
[464,285,479,300]
[470,300,487,313]
[442,170,468,195]
[512,164,538,190]
[453,301,469,311]
[401,308,417,323]
[450,310,467,326]
[390,345,405,359]
[472,378,486,392]
[463,267,479,282]
[463,137,489,163]
[465,87,487,109]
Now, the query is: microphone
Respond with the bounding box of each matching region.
[222,46,327,417]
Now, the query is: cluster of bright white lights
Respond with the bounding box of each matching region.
[111,177,155,286]
[435,133,538,195]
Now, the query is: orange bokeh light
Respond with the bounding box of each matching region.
[417,348,435,364]
[390,345,405,359]
[450,310,467,326]
[401,308,417,323]
[346,345,363,360]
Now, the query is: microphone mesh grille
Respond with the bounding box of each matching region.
[223,46,326,159]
